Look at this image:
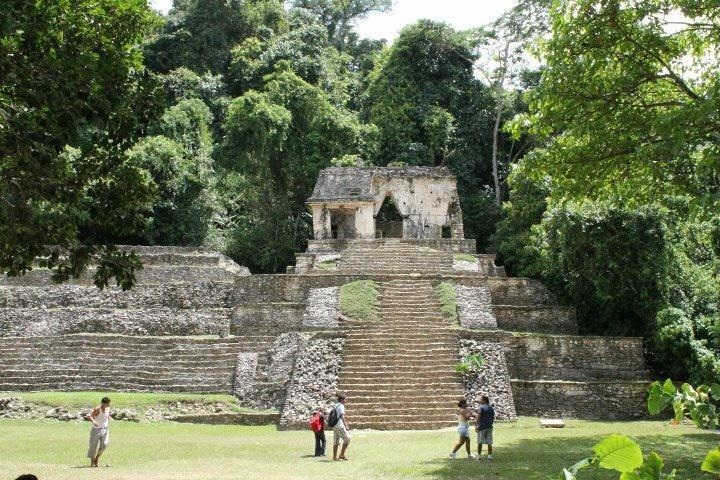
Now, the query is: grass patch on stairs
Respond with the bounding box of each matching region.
[453,253,477,263]
[436,282,458,321]
[340,280,380,321]
[314,260,337,270]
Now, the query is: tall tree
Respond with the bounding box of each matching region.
[219,67,377,270]
[289,0,391,50]
[144,0,287,74]
[511,0,720,210]
[0,0,163,288]
[227,9,357,107]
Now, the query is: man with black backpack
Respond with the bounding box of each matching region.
[328,394,351,461]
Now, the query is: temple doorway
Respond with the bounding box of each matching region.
[375,196,403,238]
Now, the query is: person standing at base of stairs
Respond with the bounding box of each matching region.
[86,396,111,467]
[475,395,495,462]
[309,407,326,457]
[449,399,477,459]
[332,394,351,461]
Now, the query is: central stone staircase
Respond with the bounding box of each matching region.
[338,279,463,429]
[339,241,453,274]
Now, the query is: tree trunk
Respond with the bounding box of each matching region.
[492,42,510,207]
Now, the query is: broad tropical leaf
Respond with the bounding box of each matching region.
[701,448,720,474]
[593,434,644,473]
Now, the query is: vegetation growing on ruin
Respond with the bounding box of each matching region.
[3,0,720,384]
[453,253,477,263]
[314,260,337,270]
[436,282,458,321]
[339,280,380,321]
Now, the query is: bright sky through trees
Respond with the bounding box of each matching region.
[148,0,516,40]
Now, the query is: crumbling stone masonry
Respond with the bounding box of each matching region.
[0,167,650,429]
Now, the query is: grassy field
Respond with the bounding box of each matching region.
[1,417,718,480]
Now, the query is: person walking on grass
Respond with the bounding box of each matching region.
[309,407,326,457]
[449,399,476,459]
[476,395,495,461]
[331,394,351,461]
[86,396,111,467]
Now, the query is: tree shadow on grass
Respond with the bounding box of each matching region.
[422,432,718,480]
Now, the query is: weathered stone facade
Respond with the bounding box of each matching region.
[279,335,344,429]
[303,287,340,328]
[0,168,652,429]
[455,285,497,329]
[307,167,465,241]
[458,338,517,421]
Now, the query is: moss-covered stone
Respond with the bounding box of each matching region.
[339,280,380,321]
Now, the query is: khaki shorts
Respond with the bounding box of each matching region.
[333,425,351,446]
[477,428,493,445]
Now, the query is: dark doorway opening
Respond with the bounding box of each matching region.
[375,196,403,238]
[442,226,452,238]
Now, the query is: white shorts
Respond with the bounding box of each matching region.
[333,425,351,445]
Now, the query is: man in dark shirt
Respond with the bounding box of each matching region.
[475,395,495,461]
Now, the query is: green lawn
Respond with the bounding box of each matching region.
[1,417,718,480]
[2,391,271,413]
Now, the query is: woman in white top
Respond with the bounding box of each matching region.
[449,399,475,459]
[86,396,111,467]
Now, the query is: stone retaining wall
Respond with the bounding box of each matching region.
[511,380,649,419]
[280,334,344,429]
[2,265,241,287]
[234,274,555,306]
[494,305,578,334]
[307,238,476,253]
[455,286,497,329]
[0,307,231,337]
[231,303,304,334]
[504,334,647,381]
[458,339,516,421]
[303,287,340,329]
[0,282,234,309]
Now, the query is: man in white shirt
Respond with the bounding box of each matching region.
[86,396,111,467]
[332,394,351,461]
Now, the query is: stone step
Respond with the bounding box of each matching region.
[0,358,240,368]
[348,412,456,422]
[0,371,234,383]
[344,331,456,339]
[349,420,456,430]
[340,380,460,389]
[0,382,230,393]
[0,336,245,346]
[342,349,457,357]
[340,374,458,383]
[349,400,459,409]
[340,390,463,400]
[343,324,455,330]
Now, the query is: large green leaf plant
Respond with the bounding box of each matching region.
[648,379,720,430]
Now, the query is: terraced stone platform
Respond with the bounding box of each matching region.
[0,239,651,429]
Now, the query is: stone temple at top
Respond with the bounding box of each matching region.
[307,166,465,241]
[0,165,651,430]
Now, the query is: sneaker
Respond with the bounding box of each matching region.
[469,454,478,459]
[487,455,494,462]
[449,453,456,459]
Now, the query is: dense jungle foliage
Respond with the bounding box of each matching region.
[1,0,718,382]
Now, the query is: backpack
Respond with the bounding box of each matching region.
[309,413,322,432]
[327,405,340,428]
